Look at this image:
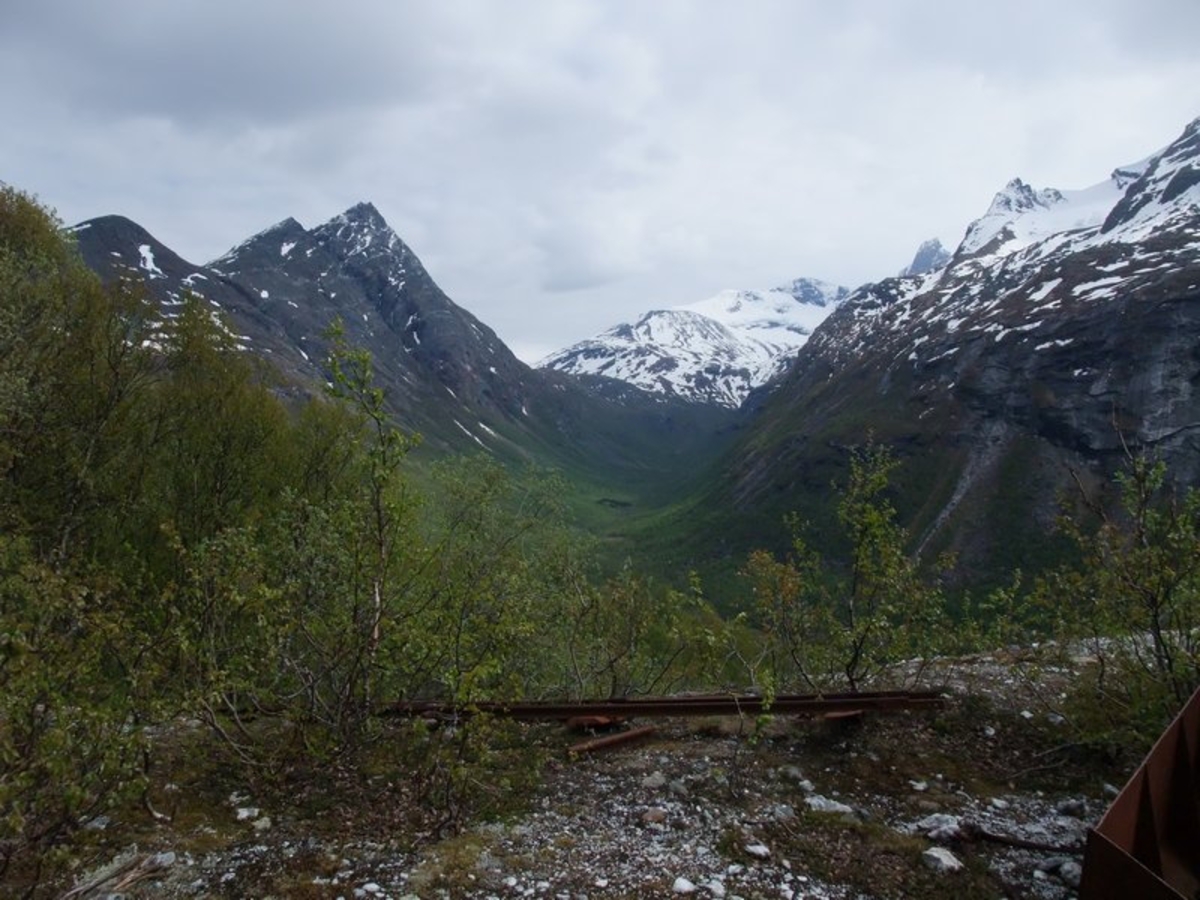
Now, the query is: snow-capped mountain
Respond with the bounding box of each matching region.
[716,115,1200,580]
[816,116,1200,371]
[540,278,848,408]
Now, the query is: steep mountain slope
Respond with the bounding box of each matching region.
[676,116,1200,585]
[71,205,741,508]
[539,279,848,407]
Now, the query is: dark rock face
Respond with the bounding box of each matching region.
[206,201,537,423]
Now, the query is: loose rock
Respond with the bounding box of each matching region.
[641,807,668,825]
[804,795,854,815]
[915,813,962,841]
[1058,861,1083,888]
[922,847,964,873]
[744,843,771,860]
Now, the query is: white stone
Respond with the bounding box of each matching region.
[235,807,260,821]
[673,876,697,894]
[805,795,854,815]
[643,771,668,789]
[744,843,771,859]
[915,813,962,841]
[705,880,727,898]
[1058,861,1083,887]
[922,847,963,873]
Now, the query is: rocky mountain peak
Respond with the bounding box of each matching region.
[73,214,204,286]
[773,277,850,307]
[987,179,1065,217]
[267,215,305,235]
[335,201,388,230]
[899,238,951,277]
[310,202,418,273]
[1101,117,1200,235]
[208,216,309,271]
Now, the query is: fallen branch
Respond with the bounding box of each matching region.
[961,820,1083,855]
[60,851,176,899]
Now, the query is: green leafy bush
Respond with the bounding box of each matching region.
[1039,453,1200,752]
[743,443,949,692]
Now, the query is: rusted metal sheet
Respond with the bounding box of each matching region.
[1080,685,1200,900]
[381,689,944,721]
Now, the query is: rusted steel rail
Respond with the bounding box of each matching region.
[381,689,945,721]
[1080,685,1200,900]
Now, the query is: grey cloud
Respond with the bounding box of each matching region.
[1,1,453,126]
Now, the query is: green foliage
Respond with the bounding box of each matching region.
[0,537,145,881]
[398,714,547,837]
[1038,453,1200,751]
[0,189,155,885]
[743,443,949,691]
[403,456,563,703]
[550,562,706,699]
[147,299,293,547]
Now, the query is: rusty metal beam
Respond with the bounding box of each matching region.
[1081,685,1200,900]
[380,689,945,721]
[568,724,658,755]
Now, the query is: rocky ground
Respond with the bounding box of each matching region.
[51,656,1129,899]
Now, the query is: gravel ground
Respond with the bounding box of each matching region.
[60,674,1123,900]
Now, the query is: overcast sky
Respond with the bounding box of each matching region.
[4,1,1200,362]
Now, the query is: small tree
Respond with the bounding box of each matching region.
[556,563,700,699]
[1042,452,1200,750]
[744,443,946,692]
